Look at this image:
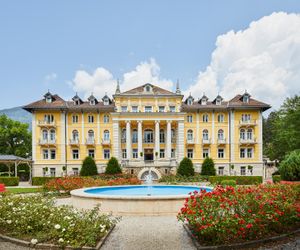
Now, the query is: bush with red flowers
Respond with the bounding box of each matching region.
[178,184,300,245]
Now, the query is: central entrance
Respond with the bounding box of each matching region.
[144,148,154,161]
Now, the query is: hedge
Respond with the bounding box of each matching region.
[0,177,19,186]
[220,179,237,187]
[31,177,58,186]
[209,176,262,185]
[272,175,281,183]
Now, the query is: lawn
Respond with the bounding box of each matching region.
[6,187,42,194]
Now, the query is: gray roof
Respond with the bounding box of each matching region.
[0,155,32,162]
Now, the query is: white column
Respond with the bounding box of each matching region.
[155,120,160,158]
[258,110,263,162]
[212,111,215,144]
[97,112,100,144]
[138,120,143,159]
[126,121,131,160]
[113,120,120,159]
[230,110,235,162]
[166,120,172,159]
[196,113,199,144]
[177,120,185,160]
[81,113,84,143]
[32,113,36,161]
[60,112,66,164]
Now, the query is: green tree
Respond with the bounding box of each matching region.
[201,157,216,176]
[0,114,31,157]
[279,150,300,181]
[177,157,195,176]
[105,157,122,174]
[80,156,98,176]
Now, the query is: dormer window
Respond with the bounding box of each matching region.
[90,100,95,105]
[187,99,193,105]
[74,100,80,105]
[216,98,221,105]
[102,93,111,106]
[243,95,249,103]
[46,96,52,103]
[104,99,109,105]
[144,84,152,93]
[201,99,207,105]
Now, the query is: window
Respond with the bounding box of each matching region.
[132,106,138,112]
[203,114,208,122]
[145,106,152,112]
[50,168,56,177]
[50,129,55,141]
[90,99,95,105]
[202,129,209,140]
[88,149,95,158]
[44,114,54,123]
[187,98,193,105]
[247,129,253,140]
[240,166,246,176]
[159,129,165,143]
[240,148,246,158]
[72,115,79,123]
[88,130,94,140]
[216,99,222,105]
[171,129,176,143]
[46,96,52,103]
[171,149,176,158]
[130,169,134,175]
[103,114,109,123]
[187,130,193,141]
[132,149,138,158]
[43,149,49,159]
[121,129,126,143]
[187,149,193,159]
[159,106,165,112]
[50,149,56,159]
[88,115,94,123]
[132,129,138,143]
[242,114,251,122]
[42,167,47,177]
[144,129,153,143]
[218,148,224,158]
[72,149,79,159]
[42,129,48,140]
[122,149,127,159]
[72,168,79,176]
[218,129,224,140]
[187,115,193,123]
[169,106,176,112]
[240,129,245,140]
[247,148,253,158]
[243,95,249,103]
[103,98,109,106]
[72,130,79,141]
[203,149,209,158]
[121,106,128,112]
[218,166,224,176]
[104,130,110,140]
[160,149,165,158]
[145,85,151,92]
[217,114,224,123]
[104,149,110,159]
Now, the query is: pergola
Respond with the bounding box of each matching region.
[0,155,33,182]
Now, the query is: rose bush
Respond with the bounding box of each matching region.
[44,176,141,194]
[178,183,300,245]
[0,194,116,247]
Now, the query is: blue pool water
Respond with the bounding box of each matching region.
[84,185,212,196]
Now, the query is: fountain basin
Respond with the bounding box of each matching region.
[70,185,212,216]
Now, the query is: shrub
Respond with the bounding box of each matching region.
[178,184,300,245]
[159,174,209,183]
[32,177,57,186]
[105,157,122,174]
[0,177,19,186]
[209,176,262,185]
[80,157,98,176]
[201,157,216,176]
[279,150,300,181]
[272,175,281,183]
[177,157,195,177]
[221,179,236,187]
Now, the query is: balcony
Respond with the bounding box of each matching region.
[217,138,226,145]
[239,120,257,126]
[202,138,211,145]
[69,139,80,145]
[186,138,195,144]
[239,138,257,144]
[37,120,56,127]
[86,138,95,145]
[39,139,56,145]
[102,139,111,145]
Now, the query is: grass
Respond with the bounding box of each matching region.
[6,187,42,194]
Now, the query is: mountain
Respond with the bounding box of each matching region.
[0,107,32,130]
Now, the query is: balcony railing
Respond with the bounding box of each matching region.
[217,138,226,144]
[239,120,257,126]
[69,139,80,145]
[202,138,211,144]
[239,138,257,144]
[186,138,195,144]
[102,139,111,145]
[39,139,56,145]
[37,120,56,126]
[86,138,95,145]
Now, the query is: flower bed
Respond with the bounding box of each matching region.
[178,184,300,245]
[44,176,141,194]
[0,194,116,248]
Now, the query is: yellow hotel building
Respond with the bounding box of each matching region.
[23,83,270,179]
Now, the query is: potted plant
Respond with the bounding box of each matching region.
[155,151,158,158]
[140,152,143,157]
[247,165,253,175]
[62,166,67,176]
[230,164,234,176]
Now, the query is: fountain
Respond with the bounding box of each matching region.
[145,167,153,196]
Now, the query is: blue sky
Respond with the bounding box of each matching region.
[0,1,300,109]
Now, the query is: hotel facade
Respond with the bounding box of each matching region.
[24,83,270,179]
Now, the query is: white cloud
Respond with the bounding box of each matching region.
[185,12,300,109]
[71,58,174,99]
[44,73,57,84]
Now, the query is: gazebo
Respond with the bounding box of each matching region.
[0,155,33,182]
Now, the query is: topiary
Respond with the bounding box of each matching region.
[177,157,195,177]
[80,156,98,176]
[105,157,122,174]
[279,150,300,181]
[201,157,216,176]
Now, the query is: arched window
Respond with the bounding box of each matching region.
[49,129,56,141]
[88,130,94,139]
[202,129,209,140]
[187,130,193,141]
[240,129,245,140]
[42,129,48,140]
[132,129,138,143]
[159,129,165,143]
[104,130,110,140]
[144,129,153,143]
[247,128,253,140]
[203,114,209,122]
[44,114,54,123]
[103,114,109,123]
[217,114,224,123]
[218,129,224,140]
[72,130,79,140]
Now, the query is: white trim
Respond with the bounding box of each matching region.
[230,110,235,161]
[212,111,215,144]
[81,113,84,143]
[32,113,36,161]
[196,113,199,144]
[259,111,263,162]
[60,112,66,163]
[97,113,100,144]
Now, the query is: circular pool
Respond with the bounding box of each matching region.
[70,185,212,216]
